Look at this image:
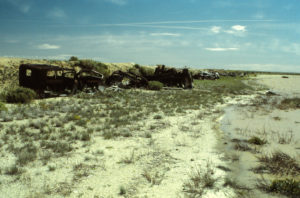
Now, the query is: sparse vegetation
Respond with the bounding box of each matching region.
[258,178,300,198]
[257,151,300,175]
[269,179,300,197]
[142,170,163,185]
[279,97,300,109]
[234,142,252,151]
[0,58,288,198]
[183,163,218,197]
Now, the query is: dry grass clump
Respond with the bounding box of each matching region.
[223,177,250,191]
[183,163,218,197]
[257,178,300,198]
[142,169,164,185]
[257,151,300,176]
[248,136,267,145]
[269,179,300,198]
[234,142,252,151]
[279,97,300,109]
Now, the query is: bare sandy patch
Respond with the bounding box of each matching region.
[220,75,300,198]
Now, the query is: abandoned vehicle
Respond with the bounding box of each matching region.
[106,65,193,89]
[147,65,193,89]
[19,64,105,96]
[76,69,104,91]
[19,64,193,97]
[19,64,77,96]
[192,71,220,80]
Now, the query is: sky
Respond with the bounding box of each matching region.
[0,0,300,72]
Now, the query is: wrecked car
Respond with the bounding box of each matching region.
[76,69,104,91]
[106,70,148,88]
[106,65,193,89]
[19,64,104,97]
[19,64,77,97]
[147,65,193,89]
[193,71,219,80]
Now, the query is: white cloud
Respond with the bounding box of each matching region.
[231,25,246,32]
[105,0,127,5]
[38,44,61,50]
[224,25,247,36]
[150,33,181,37]
[48,8,66,18]
[205,47,238,51]
[211,26,221,34]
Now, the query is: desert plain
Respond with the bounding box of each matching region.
[0,58,300,198]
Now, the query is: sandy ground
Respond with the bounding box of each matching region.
[1,74,299,198]
[256,75,300,97]
[0,101,234,198]
[220,75,300,198]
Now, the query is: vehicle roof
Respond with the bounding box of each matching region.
[20,64,74,71]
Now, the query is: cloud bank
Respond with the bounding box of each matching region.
[38,44,61,50]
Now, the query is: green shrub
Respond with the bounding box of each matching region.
[148,81,163,90]
[140,66,155,77]
[4,87,36,104]
[77,59,110,78]
[81,132,91,141]
[69,56,79,61]
[258,151,300,175]
[128,67,141,75]
[153,114,163,119]
[0,102,7,111]
[5,164,21,175]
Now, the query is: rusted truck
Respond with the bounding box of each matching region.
[19,64,104,97]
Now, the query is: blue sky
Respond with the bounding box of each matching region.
[1,0,300,72]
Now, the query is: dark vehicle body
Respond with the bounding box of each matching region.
[106,65,193,89]
[76,69,104,90]
[19,64,104,97]
[149,65,193,89]
[19,64,76,95]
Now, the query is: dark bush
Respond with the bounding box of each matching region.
[4,87,36,104]
[148,81,163,90]
[279,98,300,109]
[69,56,79,61]
[248,136,266,145]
